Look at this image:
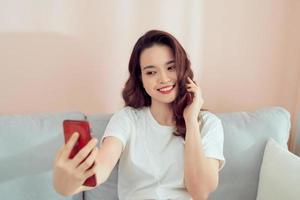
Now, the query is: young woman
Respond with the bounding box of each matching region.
[53,30,225,200]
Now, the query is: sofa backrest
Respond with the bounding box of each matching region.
[0,107,290,200]
[210,106,290,200]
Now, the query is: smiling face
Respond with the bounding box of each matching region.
[140,44,178,105]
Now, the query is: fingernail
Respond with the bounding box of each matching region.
[73,132,79,137]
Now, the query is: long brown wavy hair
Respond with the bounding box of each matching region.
[122,30,205,139]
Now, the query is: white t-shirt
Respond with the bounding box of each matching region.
[100,106,225,200]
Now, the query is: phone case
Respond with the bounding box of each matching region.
[63,120,96,187]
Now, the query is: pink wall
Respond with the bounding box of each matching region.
[200,0,300,150]
[0,32,101,114]
[296,82,300,155]
[0,1,299,151]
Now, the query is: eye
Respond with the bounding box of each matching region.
[168,66,176,71]
[146,71,156,75]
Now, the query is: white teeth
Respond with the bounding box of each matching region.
[159,85,173,92]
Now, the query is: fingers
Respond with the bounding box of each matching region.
[55,145,65,162]
[61,132,80,159]
[186,77,197,87]
[187,77,193,82]
[72,138,98,167]
[186,77,203,100]
[83,163,98,182]
[76,147,98,173]
[186,78,197,91]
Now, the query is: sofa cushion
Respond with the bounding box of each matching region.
[256,138,300,200]
[0,112,86,200]
[209,106,291,200]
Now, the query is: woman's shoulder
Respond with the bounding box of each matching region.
[111,106,146,121]
[114,106,145,114]
[200,110,223,138]
[200,110,222,127]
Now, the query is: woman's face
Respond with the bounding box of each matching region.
[140,44,178,104]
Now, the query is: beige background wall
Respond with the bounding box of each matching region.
[200,0,300,152]
[0,0,299,153]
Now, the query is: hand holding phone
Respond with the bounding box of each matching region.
[63,120,97,187]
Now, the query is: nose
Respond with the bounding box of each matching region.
[159,71,171,84]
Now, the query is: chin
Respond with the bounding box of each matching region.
[148,86,178,104]
[152,94,177,104]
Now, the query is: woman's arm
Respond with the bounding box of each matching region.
[184,120,220,200]
[183,77,220,200]
[93,136,123,185]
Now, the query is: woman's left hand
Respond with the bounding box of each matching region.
[183,77,204,123]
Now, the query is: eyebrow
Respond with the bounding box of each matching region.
[142,60,175,71]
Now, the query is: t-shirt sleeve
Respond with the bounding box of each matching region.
[100,107,132,152]
[201,112,226,171]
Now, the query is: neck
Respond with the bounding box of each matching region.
[150,100,175,126]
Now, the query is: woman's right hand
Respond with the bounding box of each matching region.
[53,132,99,196]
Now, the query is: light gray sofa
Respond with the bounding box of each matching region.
[0,106,291,200]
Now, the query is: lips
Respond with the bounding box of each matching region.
[157,84,176,92]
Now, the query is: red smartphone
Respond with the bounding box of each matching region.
[63,120,96,187]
